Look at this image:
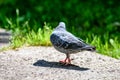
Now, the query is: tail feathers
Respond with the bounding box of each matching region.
[81,45,96,51]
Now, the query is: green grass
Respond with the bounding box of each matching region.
[3,18,120,59]
[1,9,120,59]
[4,9,52,49]
[4,18,120,59]
[3,23,120,59]
[4,23,120,59]
[10,23,52,49]
[86,34,120,59]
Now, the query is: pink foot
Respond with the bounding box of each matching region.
[59,58,71,65]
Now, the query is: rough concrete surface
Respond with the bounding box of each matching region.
[0,46,120,80]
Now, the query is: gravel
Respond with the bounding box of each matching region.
[0,46,120,80]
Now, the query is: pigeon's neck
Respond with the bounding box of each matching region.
[54,26,66,31]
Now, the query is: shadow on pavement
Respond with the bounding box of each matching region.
[33,59,89,71]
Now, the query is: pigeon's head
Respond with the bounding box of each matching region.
[55,22,66,31]
[59,22,66,29]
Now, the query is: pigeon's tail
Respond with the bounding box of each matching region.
[81,45,96,52]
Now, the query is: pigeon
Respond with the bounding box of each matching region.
[50,22,96,65]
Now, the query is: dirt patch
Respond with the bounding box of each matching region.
[0,46,120,80]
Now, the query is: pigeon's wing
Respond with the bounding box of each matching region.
[60,33,87,49]
[50,32,86,49]
[77,37,85,43]
[76,37,96,51]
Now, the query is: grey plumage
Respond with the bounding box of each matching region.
[50,22,95,64]
[50,22,95,54]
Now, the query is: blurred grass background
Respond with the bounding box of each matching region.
[0,0,120,59]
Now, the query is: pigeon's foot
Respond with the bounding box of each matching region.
[59,58,71,65]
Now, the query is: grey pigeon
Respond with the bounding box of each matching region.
[50,22,96,65]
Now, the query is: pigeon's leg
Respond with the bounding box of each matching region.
[59,53,71,65]
[65,53,71,65]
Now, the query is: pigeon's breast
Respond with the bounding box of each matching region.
[50,33,60,46]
